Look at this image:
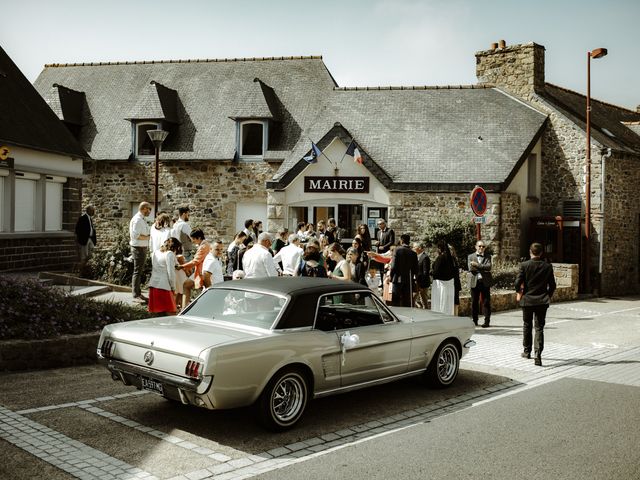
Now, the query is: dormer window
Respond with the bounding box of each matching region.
[136,122,161,157]
[239,120,268,159]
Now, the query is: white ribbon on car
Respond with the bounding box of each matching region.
[340,331,360,366]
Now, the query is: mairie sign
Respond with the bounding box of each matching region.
[304,176,369,193]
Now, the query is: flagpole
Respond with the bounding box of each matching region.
[338,140,354,165]
[306,137,335,166]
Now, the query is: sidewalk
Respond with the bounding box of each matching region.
[462,295,640,386]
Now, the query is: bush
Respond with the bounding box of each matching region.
[88,223,151,286]
[491,258,521,290]
[420,214,476,267]
[0,276,149,340]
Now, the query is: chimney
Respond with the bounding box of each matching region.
[475,41,546,100]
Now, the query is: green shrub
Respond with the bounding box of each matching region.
[491,258,521,290]
[88,223,151,286]
[0,276,148,340]
[420,214,476,267]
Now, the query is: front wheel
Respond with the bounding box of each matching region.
[257,368,309,431]
[425,340,460,388]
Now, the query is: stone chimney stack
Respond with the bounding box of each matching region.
[475,41,545,100]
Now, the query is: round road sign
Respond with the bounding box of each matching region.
[470,186,487,216]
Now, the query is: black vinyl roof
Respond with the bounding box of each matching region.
[211,277,365,296]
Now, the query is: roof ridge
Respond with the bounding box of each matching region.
[333,84,493,91]
[44,55,323,69]
[545,82,639,114]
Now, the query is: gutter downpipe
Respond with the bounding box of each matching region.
[598,147,612,292]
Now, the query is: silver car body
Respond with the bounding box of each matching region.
[98,278,475,414]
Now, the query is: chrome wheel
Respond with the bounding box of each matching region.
[258,368,308,431]
[436,344,459,384]
[271,373,306,423]
[426,341,460,388]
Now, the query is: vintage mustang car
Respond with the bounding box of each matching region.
[98,278,475,430]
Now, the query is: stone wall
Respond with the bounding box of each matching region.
[475,42,545,99]
[377,191,521,260]
[600,153,640,295]
[458,263,578,316]
[84,159,279,248]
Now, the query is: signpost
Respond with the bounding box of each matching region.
[470,185,487,240]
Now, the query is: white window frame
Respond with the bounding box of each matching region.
[135,121,161,159]
[14,172,40,232]
[45,175,67,231]
[237,120,268,160]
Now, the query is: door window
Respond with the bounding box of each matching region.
[314,291,384,331]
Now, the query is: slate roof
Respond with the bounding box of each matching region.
[45,84,87,126]
[126,81,180,123]
[0,46,87,159]
[33,56,336,161]
[539,83,640,155]
[271,86,548,190]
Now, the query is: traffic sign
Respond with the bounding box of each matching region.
[470,185,487,216]
[0,146,9,160]
[473,216,486,224]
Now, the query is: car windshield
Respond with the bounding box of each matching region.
[182,288,287,330]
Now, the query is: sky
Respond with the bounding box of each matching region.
[1,0,638,109]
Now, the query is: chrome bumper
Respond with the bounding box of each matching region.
[464,339,476,349]
[99,356,212,395]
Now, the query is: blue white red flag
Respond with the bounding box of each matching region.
[345,141,363,164]
[303,142,322,163]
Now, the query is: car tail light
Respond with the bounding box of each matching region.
[185,360,202,378]
[101,339,115,358]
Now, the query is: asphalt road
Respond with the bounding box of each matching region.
[1,295,639,479]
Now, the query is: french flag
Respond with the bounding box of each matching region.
[346,141,363,164]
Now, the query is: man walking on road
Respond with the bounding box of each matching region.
[515,242,556,366]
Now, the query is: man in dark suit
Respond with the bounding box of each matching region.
[376,218,395,285]
[75,205,96,270]
[413,241,431,309]
[467,240,493,327]
[390,234,418,307]
[515,242,556,366]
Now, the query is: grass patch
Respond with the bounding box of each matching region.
[0,276,149,340]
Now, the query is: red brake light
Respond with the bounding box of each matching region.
[185,360,202,378]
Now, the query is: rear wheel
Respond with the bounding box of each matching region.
[257,367,309,431]
[425,340,460,388]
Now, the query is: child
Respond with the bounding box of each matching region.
[366,266,380,295]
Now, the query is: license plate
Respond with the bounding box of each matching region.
[141,376,164,395]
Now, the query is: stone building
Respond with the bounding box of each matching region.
[0,46,88,272]
[30,41,640,294]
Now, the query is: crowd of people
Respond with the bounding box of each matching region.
[77,202,556,365]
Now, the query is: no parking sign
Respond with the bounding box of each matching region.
[470,185,487,216]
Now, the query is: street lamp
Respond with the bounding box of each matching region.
[147,128,169,216]
[584,47,607,294]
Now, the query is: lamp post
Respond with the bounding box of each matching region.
[585,47,607,294]
[147,129,169,216]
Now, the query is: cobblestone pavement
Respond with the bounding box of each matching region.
[1,299,638,480]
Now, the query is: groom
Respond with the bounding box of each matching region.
[468,240,492,327]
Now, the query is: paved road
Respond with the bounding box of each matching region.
[1,296,639,479]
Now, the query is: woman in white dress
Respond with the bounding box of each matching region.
[431,240,456,315]
[148,237,181,315]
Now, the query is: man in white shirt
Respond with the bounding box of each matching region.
[273,234,303,276]
[129,202,152,302]
[171,206,193,260]
[242,232,278,278]
[203,240,225,287]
